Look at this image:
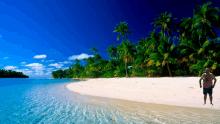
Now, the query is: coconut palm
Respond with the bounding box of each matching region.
[94,53,102,63]
[177,17,194,40]
[117,40,136,77]
[135,37,152,76]
[143,30,164,76]
[146,36,180,77]
[151,12,177,37]
[83,58,87,67]
[194,38,220,76]
[146,29,163,53]
[113,21,132,41]
[90,47,98,54]
[193,1,220,40]
[176,29,220,77]
[98,59,108,76]
[107,45,118,59]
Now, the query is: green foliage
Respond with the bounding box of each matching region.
[0,69,29,78]
[113,21,132,41]
[52,2,220,79]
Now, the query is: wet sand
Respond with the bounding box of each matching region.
[66,77,220,123]
[74,90,220,123]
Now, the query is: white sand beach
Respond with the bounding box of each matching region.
[66,77,220,110]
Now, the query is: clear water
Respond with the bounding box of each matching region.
[0,79,220,124]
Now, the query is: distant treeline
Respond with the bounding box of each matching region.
[0,69,29,78]
[52,1,220,79]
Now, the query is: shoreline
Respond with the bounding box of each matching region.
[66,77,220,110]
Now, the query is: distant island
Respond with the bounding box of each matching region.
[0,69,29,78]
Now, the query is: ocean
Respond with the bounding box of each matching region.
[0,78,219,124]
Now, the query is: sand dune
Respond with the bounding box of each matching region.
[66,77,220,110]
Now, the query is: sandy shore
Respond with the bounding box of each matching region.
[66,77,220,110]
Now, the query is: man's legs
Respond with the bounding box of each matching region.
[209,94,213,105]
[204,94,207,105]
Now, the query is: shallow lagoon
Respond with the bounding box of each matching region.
[0,78,219,124]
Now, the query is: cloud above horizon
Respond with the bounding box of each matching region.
[3,57,9,59]
[62,67,69,70]
[33,54,47,59]
[46,60,54,62]
[3,63,55,77]
[4,66,17,70]
[68,53,94,60]
[49,63,63,68]
[21,62,26,64]
[59,61,72,64]
[25,63,45,75]
[14,68,33,75]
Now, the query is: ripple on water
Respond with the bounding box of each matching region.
[1,79,220,124]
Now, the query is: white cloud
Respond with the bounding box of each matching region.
[25,63,45,75]
[44,68,55,75]
[68,53,94,60]
[3,57,9,59]
[62,67,69,70]
[4,66,17,70]
[45,71,52,75]
[25,63,43,67]
[46,60,54,62]
[33,54,47,59]
[49,63,63,68]
[21,62,26,64]
[41,60,44,62]
[46,68,54,71]
[14,69,33,75]
[13,64,56,77]
[59,61,72,64]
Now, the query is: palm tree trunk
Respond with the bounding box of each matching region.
[148,66,150,77]
[117,56,119,66]
[141,66,146,76]
[166,62,172,77]
[133,69,135,77]
[125,60,128,77]
[164,28,166,38]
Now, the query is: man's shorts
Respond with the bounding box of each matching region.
[203,86,212,95]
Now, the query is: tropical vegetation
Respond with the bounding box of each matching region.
[52,1,220,79]
[0,69,29,78]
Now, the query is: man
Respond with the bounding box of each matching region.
[199,68,217,105]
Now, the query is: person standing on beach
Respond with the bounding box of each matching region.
[199,68,217,105]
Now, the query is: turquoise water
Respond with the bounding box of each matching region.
[0,79,220,124]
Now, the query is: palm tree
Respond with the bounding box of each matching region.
[94,53,102,63]
[142,30,163,77]
[193,1,220,40]
[151,12,177,37]
[135,37,151,76]
[189,38,220,76]
[98,59,108,76]
[113,21,132,41]
[177,17,194,40]
[146,29,163,53]
[146,36,179,77]
[117,40,136,77]
[90,47,98,54]
[107,45,117,59]
[75,58,80,64]
[107,45,119,66]
[83,58,87,67]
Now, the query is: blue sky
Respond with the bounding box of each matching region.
[1,0,220,78]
